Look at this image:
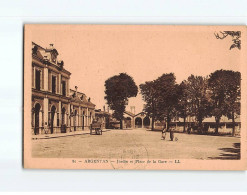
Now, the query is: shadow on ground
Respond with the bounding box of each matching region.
[208,143,240,160]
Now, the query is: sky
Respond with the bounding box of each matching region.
[30,25,241,114]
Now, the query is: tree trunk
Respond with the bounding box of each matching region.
[183,116,186,133]
[198,117,202,134]
[232,112,235,137]
[120,119,123,129]
[215,117,220,134]
[151,115,155,131]
[166,116,171,132]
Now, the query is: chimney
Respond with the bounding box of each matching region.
[49,44,54,49]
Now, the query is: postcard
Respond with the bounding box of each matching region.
[24,25,247,170]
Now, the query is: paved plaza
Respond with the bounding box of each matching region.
[32,128,240,160]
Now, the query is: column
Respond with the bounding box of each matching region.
[33,67,36,88]
[65,113,68,125]
[58,101,61,131]
[44,67,48,91]
[83,115,85,129]
[39,110,42,134]
[86,108,89,128]
[133,117,135,129]
[70,104,73,131]
[32,111,34,128]
[54,111,57,133]
[78,108,80,127]
[68,103,70,128]
[43,98,48,133]
[141,118,144,128]
[77,111,79,127]
[67,79,70,97]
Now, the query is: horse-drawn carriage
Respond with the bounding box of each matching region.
[90,121,103,135]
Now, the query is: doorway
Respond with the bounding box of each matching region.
[51,106,56,134]
[34,103,41,135]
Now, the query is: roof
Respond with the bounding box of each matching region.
[32,42,71,75]
[135,112,146,117]
[95,110,111,116]
[70,89,85,95]
[124,111,135,117]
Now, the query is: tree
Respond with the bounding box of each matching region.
[208,70,241,135]
[176,81,190,132]
[186,75,210,132]
[104,73,138,129]
[140,81,157,131]
[214,31,241,50]
[225,71,241,136]
[154,73,179,131]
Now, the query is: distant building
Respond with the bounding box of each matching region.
[122,109,240,133]
[31,42,95,135]
[94,108,111,129]
[123,111,152,129]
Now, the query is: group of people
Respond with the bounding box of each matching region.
[161,123,210,141]
[161,127,175,141]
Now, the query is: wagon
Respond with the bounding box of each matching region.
[90,122,102,135]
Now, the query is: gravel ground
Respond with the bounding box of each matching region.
[32,128,240,160]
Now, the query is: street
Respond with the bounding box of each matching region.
[32,128,240,160]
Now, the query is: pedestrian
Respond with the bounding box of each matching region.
[170,127,174,141]
[161,128,166,140]
[187,124,191,134]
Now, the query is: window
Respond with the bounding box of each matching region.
[62,81,66,96]
[52,75,56,94]
[35,70,41,90]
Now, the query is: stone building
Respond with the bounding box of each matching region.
[123,111,152,129]
[31,42,95,135]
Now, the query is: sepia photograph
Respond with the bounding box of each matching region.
[24,25,247,170]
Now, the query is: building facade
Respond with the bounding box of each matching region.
[31,42,95,135]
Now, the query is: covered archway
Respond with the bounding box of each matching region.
[34,103,41,135]
[135,117,142,128]
[143,116,150,128]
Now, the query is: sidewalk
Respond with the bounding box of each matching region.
[32,129,91,140]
